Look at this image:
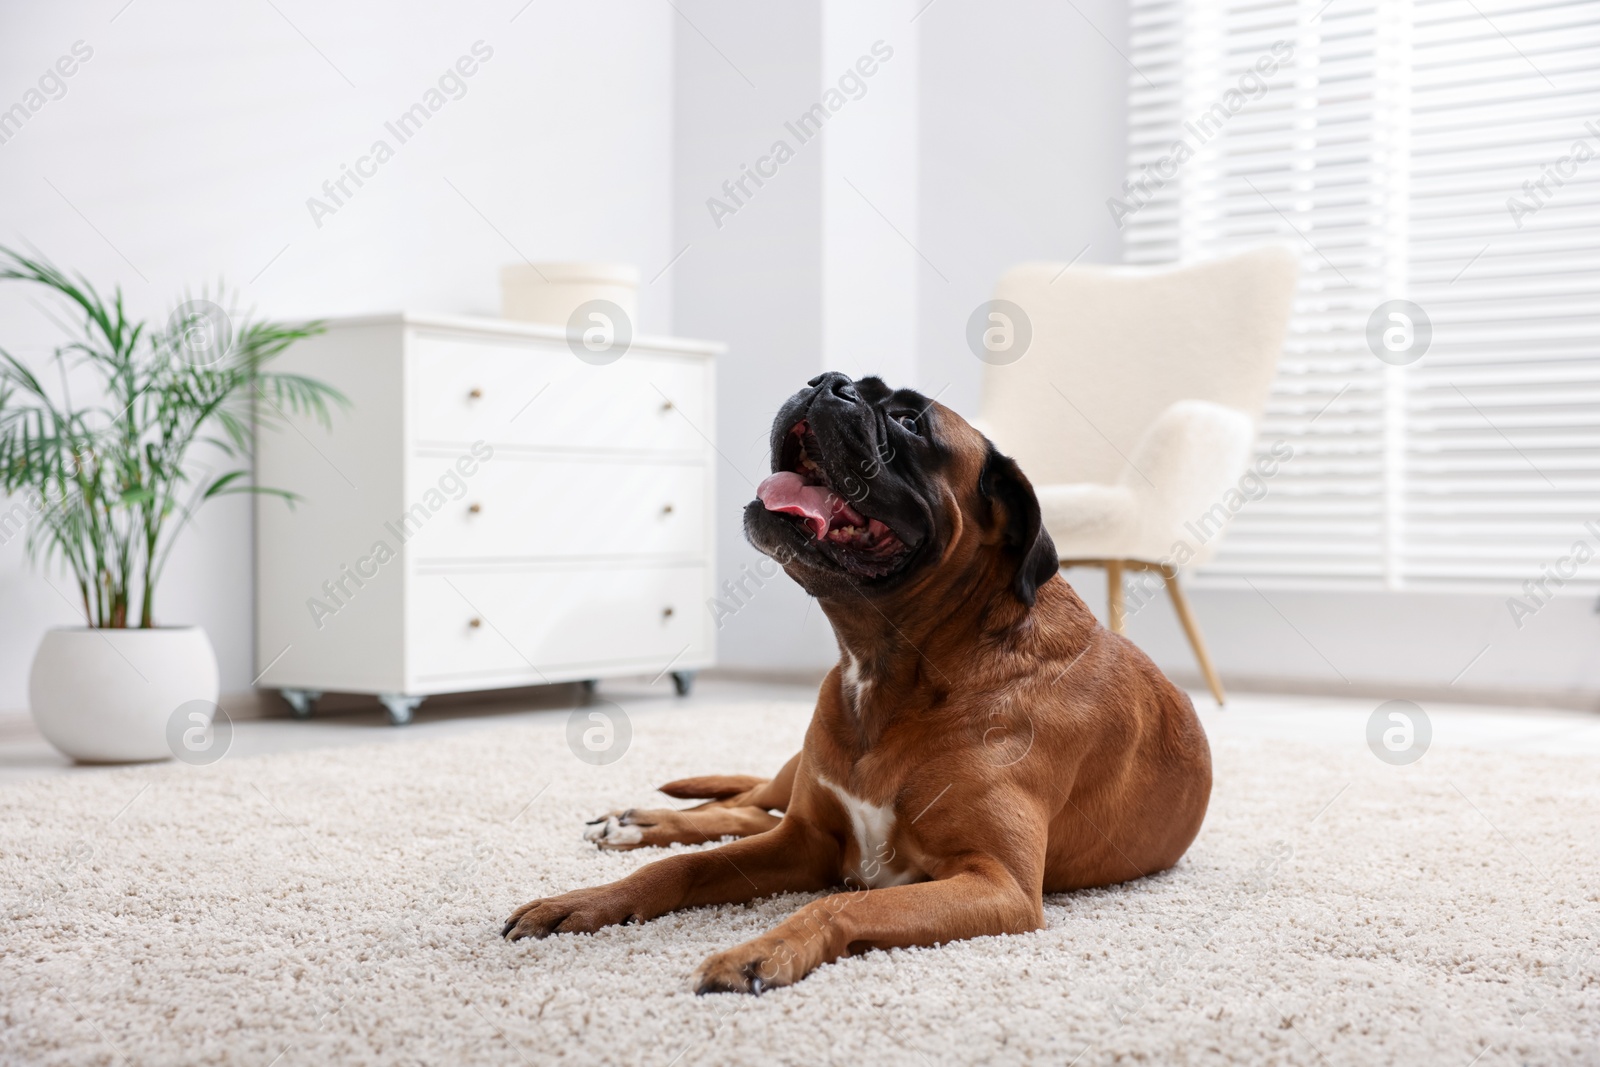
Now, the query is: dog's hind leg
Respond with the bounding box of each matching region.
[584,752,800,850]
[662,750,799,812]
[585,805,782,850]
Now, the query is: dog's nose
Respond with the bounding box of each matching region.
[808,372,859,404]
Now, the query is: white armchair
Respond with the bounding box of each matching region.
[978,246,1300,703]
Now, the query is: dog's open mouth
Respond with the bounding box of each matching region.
[756,420,912,578]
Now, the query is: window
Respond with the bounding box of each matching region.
[1122,0,1600,590]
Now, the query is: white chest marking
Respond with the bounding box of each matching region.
[841,653,871,708]
[819,778,917,889]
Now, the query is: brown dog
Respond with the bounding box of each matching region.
[503,373,1212,993]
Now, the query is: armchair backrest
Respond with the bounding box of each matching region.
[978,245,1300,487]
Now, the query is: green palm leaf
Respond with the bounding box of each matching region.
[0,246,345,627]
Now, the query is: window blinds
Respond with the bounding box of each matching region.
[1123,0,1600,591]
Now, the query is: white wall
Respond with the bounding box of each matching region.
[822,3,920,388]
[916,0,1131,416]
[679,0,1135,672]
[2,0,1140,701]
[668,0,828,672]
[0,0,676,711]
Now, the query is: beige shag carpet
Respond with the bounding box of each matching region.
[2,699,1598,1066]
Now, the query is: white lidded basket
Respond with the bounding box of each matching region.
[500,262,640,329]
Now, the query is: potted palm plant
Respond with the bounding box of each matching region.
[0,248,342,762]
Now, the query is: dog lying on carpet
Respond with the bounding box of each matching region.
[503,373,1213,993]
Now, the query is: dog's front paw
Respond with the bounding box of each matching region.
[501,888,640,941]
[583,809,648,849]
[694,938,807,995]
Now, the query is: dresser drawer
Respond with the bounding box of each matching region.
[409,565,707,680]
[408,332,709,453]
[405,454,708,561]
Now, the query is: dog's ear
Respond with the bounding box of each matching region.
[979,446,1058,606]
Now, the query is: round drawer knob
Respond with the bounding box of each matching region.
[468,388,483,400]
[661,503,673,515]
[660,399,674,411]
[468,617,482,629]
[662,606,674,618]
[468,503,482,514]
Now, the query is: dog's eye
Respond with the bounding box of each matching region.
[896,414,919,434]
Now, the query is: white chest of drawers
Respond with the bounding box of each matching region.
[253,312,721,723]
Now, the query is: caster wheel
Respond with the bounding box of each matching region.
[377,693,424,726]
[281,689,322,720]
[671,671,696,697]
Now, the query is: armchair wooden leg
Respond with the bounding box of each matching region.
[1106,560,1125,634]
[1163,571,1224,705]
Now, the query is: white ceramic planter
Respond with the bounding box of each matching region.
[29,626,220,763]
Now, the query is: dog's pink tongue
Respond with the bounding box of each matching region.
[756,471,862,539]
